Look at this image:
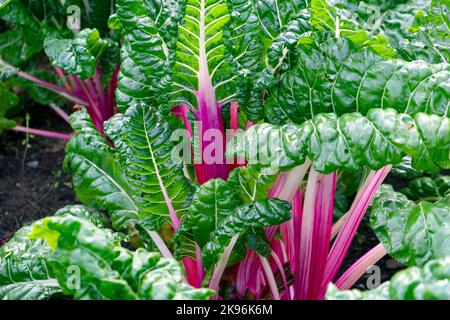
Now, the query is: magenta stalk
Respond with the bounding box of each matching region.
[335,243,387,290]
[295,169,336,300]
[13,126,72,140]
[320,165,392,296]
[209,234,240,294]
[49,103,71,123]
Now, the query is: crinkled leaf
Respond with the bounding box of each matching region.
[114,0,182,111]
[31,215,213,300]
[390,256,450,300]
[0,226,60,300]
[226,166,279,202]
[326,282,390,300]
[371,185,450,266]
[228,109,450,173]
[44,28,107,80]
[65,110,140,230]
[189,178,240,247]
[401,175,450,201]
[310,0,396,58]
[110,104,194,231]
[225,0,310,120]
[202,198,291,269]
[265,36,450,125]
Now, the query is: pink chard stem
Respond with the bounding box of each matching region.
[335,243,387,290]
[13,126,72,140]
[295,169,336,300]
[320,165,392,296]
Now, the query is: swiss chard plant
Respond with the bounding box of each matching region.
[0,0,449,300]
[0,0,119,138]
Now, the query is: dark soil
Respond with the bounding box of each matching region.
[0,106,77,243]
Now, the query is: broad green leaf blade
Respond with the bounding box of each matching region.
[114,0,183,111]
[228,109,450,173]
[326,282,390,300]
[390,257,450,300]
[44,28,107,80]
[327,257,450,300]
[401,175,450,202]
[371,185,450,266]
[189,178,240,246]
[116,104,194,230]
[0,27,43,66]
[169,0,235,109]
[31,215,213,300]
[265,36,450,125]
[226,166,278,202]
[202,198,291,269]
[0,226,60,300]
[225,0,310,120]
[65,110,140,230]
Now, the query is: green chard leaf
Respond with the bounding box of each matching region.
[310,0,396,58]
[224,0,310,121]
[0,226,60,300]
[202,198,291,269]
[189,178,240,247]
[0,26,43,66]
[401,175,450,202]
[228,109,450,173]
[174,165,280,263]
[327,257,450,300]
[44,28,107,80]
[0,205,110,300]
[390,256,450,300]
[114,0,183,111]
[65,110,141,230]
[370,185,450,266]
[265,36,450,125]
[112,104,195,231]
[30,215,213,300]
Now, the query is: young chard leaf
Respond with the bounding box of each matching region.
[30,215,213,300]
[44,29,108,80]
[371,185,450,266]
[202,198,291,269]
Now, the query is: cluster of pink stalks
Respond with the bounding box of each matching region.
[1,59,119,139]
[166,100,391,300]
[6,58,392,299]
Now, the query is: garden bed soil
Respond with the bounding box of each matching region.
[0,105,77,243]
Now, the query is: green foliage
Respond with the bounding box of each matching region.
[30,214,213,300]
[327,257,450,300]
[371,185,450,266]
[228,109,450,173]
